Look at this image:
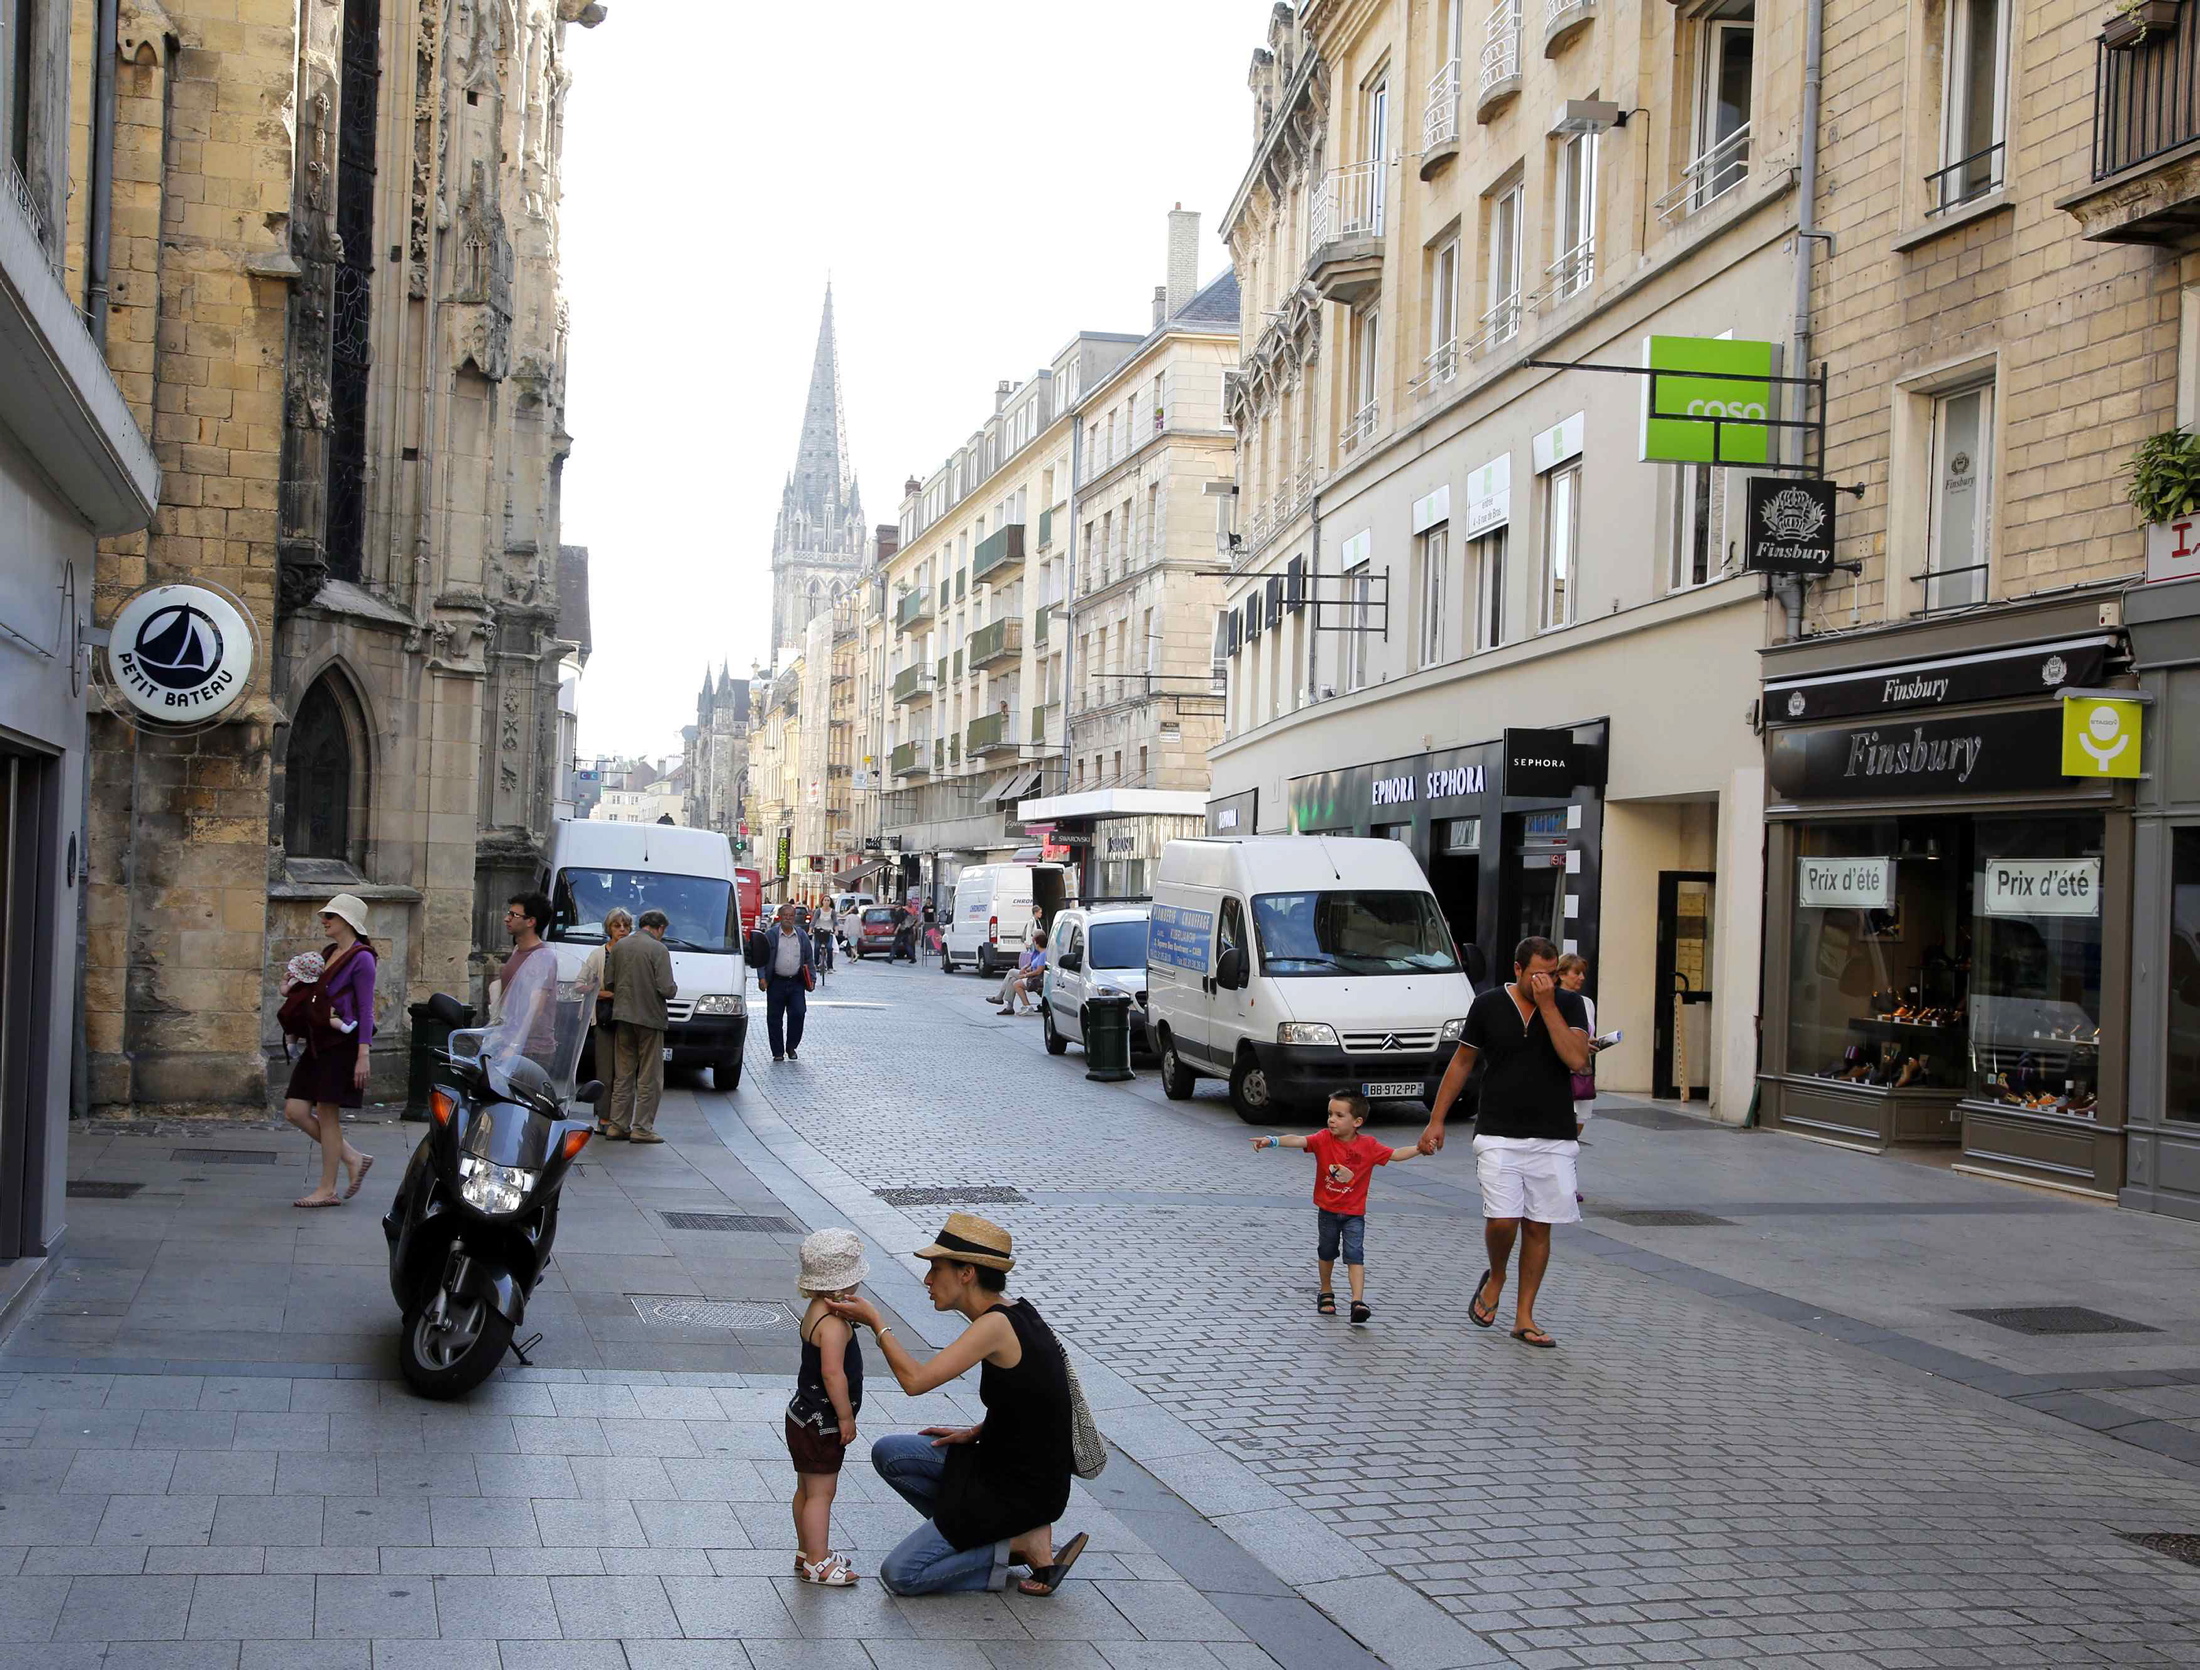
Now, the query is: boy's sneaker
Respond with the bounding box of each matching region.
[1350,1301,1372,1325]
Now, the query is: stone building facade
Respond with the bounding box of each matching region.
[681,666,750,837]
[73,0,601,1108]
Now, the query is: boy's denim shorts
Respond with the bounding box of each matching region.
[1317,1209,1366,1265]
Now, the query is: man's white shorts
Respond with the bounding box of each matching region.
[1473,1135,1581,1224]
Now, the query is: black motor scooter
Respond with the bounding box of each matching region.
[383,988,599,1398]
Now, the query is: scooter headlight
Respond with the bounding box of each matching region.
[457,1153,537,1214]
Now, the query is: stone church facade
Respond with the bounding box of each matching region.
[74,0,601,1108]
[682,667,751,839]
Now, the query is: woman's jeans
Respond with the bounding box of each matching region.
[869,1433,1009,1595]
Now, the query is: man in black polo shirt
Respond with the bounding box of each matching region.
[1420,935,1592,1350]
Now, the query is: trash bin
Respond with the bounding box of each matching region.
[405,998,476,1122]
[1083,992,1134,1084]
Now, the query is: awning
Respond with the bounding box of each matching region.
[832,857,889,886]
[991,769,1042,804]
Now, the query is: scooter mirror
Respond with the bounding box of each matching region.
[574,1080,604,1105]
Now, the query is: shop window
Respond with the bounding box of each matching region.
[1924,382,1992,613]
[1972,816,2104,1118]
[2170,830,2200,1122]
[1670,465,1727,591]
[1473,526,1507,650]
[1540,463,1579,631]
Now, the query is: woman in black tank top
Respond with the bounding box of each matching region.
[826,1213,1088,1597]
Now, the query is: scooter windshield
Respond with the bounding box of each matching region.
[447,947,589,1110]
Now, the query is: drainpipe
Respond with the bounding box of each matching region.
[1059,413,1083,799]
[1783,0,1827,640]
[84,0,119,344]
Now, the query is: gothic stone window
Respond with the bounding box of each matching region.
[325,0,382,581]
[286,675,368,865]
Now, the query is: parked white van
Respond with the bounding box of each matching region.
[942,862,1076,976]
[1146,836,1477,1121]
[537,820,751,1091]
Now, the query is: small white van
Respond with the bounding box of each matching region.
[538,820,751,1091]
[942,862,1076,976]
[1146,836,1476,1121]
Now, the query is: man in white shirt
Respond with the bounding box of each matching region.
[759,902,815,1062]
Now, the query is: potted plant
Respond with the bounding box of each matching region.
[2105,0,2181,49]
[2129,427,2200,576]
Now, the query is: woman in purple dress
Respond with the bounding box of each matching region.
[281,893,377,1208]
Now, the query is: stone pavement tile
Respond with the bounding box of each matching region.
[631,1497,751,1548]
[470,1457,578,1501]
[1210,1507,1385,1586]
[977,1646,1111,1670]
[494,1645,632,1670]
[505,1419,609,1456]
[743,1647,876,1670]
[562,1457,676,1499]
[857,1646,994,1670]
[1131,1452,1290,1519]
[151,1546,268,1575]
[1000,1584,1144,1641]
[235,1415,331,1454]
[0,1493,106,1544]
[24,1543,151,1574]
[547,1575,681,1638]
[1090,1580,1247,1644]
[269,1549,381,1575]
[380,1547,494,1575]
[188,1574,318,1638]
[201,1379,295,1414]
[887,1592,1033,1641]
[660,1574,802,1639]
[214,1492,325,1546]
[53,1572,196,1639]
[98,1491,218,1545]
[424,1575,561,1639]
[1094,1647,1243,1670]
[533,1498,646,1548]
[97,1643,242,1670]
[0,1452,73,1492]
[178,1452,277,1495]
[374,1456,466,1497]
[61,1448,176,1494]
[105,1377,213,1412]
[601,1420,703,1459]
[601,1547,714,1577]
[1300,1575,1513,1669]
[278,1454,383,1497]
[311,1573,439,1637]
[766,1575,916,1639]
[1091,1404,1208,1462]
[368,1645,496,1670]
[286,1383,382,1415]
[616,1647,758,1670]
[223,1649,375,1670]
[430,1499,539,1548]
[323,1498,429,1548]
[136,1412,240,1450]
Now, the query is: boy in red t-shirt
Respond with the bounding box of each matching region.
[1251,1091,1425,1324]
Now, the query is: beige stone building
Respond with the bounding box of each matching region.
[1212,0,1803,1117]
[72,0,600,1107]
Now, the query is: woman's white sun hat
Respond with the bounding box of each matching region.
[318,894,370,937]
[796,1227,872,1294]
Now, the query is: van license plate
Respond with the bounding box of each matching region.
[1363,1081,1421,1098]
[662,1048,674,1063]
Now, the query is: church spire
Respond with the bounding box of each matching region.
[791,285,854,518]
[770,286,866,655]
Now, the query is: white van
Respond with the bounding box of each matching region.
[1146,836,1476,1122]
[942,862,1076,977]
[538,820,750,1091]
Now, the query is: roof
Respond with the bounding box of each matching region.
[557,545,591,658]
[1173,267,1240,327]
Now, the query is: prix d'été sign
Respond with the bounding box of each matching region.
[1641,335,1775,466]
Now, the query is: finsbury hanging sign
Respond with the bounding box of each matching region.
[104,584,256,724]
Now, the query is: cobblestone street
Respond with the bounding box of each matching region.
[7,957,2200,1669]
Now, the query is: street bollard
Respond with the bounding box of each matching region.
[404,998,476,1121]
[1083,992,1134,1083]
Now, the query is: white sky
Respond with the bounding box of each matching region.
[563,0,1278,764]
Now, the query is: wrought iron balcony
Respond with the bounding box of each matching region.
[1656,123,1752,224]
[1423,59,1461,163]
[1477,0,1522,121]
[890,664,934,706]
[895,588,934,632]
[1543,0,1594,55]
[966,710,1021,757]
[1306,161,1386,304]
[890,739,931,779]
[972,523,1026,584]
[2064,22,2200,245]
[968,615,1024,670]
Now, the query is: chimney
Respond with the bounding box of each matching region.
[874,523,901,564]
[1151,286,1167,329]
[1166,203,1200,318]
[995,379,1014,411]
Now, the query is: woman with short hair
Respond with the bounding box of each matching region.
[826,1214,1085,1597]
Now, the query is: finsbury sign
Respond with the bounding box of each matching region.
[105,585,255,723]
[1844,726,1983,785]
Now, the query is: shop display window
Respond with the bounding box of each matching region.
[1959,816,2102,1119]
[2170,830,2200,1124]
[1787,817,1972,1091]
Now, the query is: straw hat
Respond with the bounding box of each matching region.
[318,894,370,937]
[914,1212,1016,1272]
[796,1228,871,1294]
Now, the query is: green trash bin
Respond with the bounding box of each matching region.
[1083,992,1134,1084]
[405,998,476,1122]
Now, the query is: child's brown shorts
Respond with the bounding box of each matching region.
[784,1414,848,1475]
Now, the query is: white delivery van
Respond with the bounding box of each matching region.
[538,820,750,1091]
[1146,836,1477,1121]
[942,862,1077,976]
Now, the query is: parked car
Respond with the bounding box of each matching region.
[941,862,1075,976]
[853,905,900,958]
[1145,835,1478,1122]
[1043,904,1154,1058]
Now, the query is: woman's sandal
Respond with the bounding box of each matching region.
[343,1154,374,1200]
[1016,1531,1088,1596]
[292,1194,341,1209]
[794,1552,857,1586]
[1316,1291,1336,1316]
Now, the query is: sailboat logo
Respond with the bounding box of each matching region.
[106,584,254,723]
[130,603,224,690]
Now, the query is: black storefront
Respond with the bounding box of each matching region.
[1757,593,2135,1196]
[1280,720,1610,986]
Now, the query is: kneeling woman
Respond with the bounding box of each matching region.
[827,1213,1086,1597]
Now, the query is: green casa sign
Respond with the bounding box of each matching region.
[1641,335,1775,465]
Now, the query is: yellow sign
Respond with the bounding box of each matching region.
[2061,696,2143,778]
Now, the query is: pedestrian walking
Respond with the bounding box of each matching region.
[1421,935,1593,1350]
[604,908,677,1142]
[817,903,838,974]
[577,906,632,1135]
[1250,1090,1426,1323]
[761,901,816,1061]
[786,1228,870,1587]
[1557,951,1599,1130]
[893,900,917,963]
[277,894,377,1208]
[991,931,1047,1015]
[824,1214,1088,1597]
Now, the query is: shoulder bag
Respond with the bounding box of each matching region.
[1061,1351,1108,1479]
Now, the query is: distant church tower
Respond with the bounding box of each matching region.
[770,287,866,659]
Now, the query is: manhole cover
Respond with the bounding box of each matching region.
[66,1181,143,1199]
[658,1212,802,1234]
[1955,1305,2160,1336]
[169,1149,277,1165]
[874,1187,1029,1207]
[1594,1208,1734,1227]
[2118,1532,2200,1568]
[629,1296,790,1331]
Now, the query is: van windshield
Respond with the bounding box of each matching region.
[550,869,738,954]
[1251,891,1461,976]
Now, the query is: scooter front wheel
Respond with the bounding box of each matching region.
[398,1285,515,1400]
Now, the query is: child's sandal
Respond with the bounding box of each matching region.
[1350,1301,1372,1325]
[1316,1291,1336,1315]
[795,1552,857,1586]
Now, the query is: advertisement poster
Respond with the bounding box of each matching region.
[1147,903,1215,972]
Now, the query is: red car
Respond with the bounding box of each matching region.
[853,905,900,958]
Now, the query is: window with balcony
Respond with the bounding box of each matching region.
[1481,182,1523,351]
[1924,382,1994,611]
[1541,462,1579,630]
[1366,75,1390,233]
[1479,0,1523,114]
[1549,133,1596,302]
[1417,525,1451,668]
[1670,466,1728,591]
[1426,0,1465,147]
[1425,238,1460,389]
[1932,0,2008,213]
[1345,309,1380,449]
[1660,7,1753,224]
[1473,527,1508,650]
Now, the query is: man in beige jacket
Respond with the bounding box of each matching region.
[604,908,678,1142]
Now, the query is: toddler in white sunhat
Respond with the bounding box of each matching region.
[785,1228,871,1586]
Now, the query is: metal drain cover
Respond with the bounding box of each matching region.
[658,1212,802,1234]
[169,1149,277,1165]
[630,1296,789,1331]
[874,1186,1028,1207]
[1955,1305,2160,1336]
[67,1181,143,1199]
[1595,1208,1734,1227]
[2118,1532,2200,1568]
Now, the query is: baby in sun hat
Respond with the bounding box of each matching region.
[786,1227,872,1588]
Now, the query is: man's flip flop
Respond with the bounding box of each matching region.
[1511,1326,1558,1349]
[1017,1530,1088,1596]
[1468,1270,1499,1328]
